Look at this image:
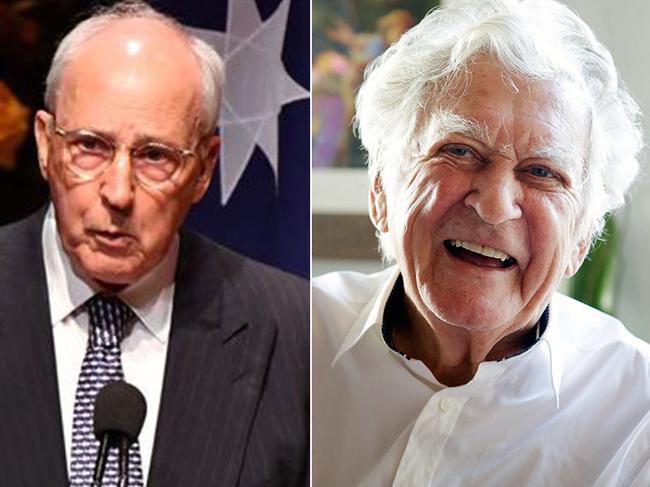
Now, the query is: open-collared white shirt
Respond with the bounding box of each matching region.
[42,206,176,484]
[313,267,650,486]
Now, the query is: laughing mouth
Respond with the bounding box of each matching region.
[444,239,517,269]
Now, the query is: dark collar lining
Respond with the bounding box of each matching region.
[381,275,550,361]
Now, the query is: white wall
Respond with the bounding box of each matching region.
[562,0,650,341]
[312,169,384,277]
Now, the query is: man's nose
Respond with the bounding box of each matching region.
[99,151,135,211]
[464,166,522,226]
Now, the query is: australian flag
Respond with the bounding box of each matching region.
[155,0,310,279]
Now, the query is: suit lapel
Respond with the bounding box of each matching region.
[148,232,277,487]
[0,209,68,486]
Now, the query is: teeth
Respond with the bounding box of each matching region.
[450,240,512,262]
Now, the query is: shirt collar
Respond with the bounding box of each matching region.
[42,204,177,343]
[332,265,564,407]
[332,266,400,365]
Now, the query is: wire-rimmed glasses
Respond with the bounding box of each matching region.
[48,115,200,189]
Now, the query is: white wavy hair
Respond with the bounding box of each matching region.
[355,0,643,261]
[44,0,224,135]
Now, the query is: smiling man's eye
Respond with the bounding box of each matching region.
[529,166,553,178]
[443,144,474,157]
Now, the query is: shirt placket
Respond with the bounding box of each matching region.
[392,392,469,486]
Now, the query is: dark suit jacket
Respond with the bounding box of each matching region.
[0,208,309,486]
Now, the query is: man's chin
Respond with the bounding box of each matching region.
[93,279,131,293]
[72,255,143,292]
[425,298,516,333]
[87,269,137,291]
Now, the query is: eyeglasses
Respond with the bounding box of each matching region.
[48,116,200,189]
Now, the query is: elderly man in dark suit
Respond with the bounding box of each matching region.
[0,2,308,486]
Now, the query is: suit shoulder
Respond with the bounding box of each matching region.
[179,229,308,318]
[0,207,45,256]
[0,211,44,249]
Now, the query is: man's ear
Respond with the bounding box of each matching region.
[369,175,389,233]
[564,237,591,277]
[34,110,52,181]
[191,135,220,203]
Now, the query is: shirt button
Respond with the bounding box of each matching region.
[439,398,452,412]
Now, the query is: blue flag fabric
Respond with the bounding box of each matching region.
[154,0,310,279]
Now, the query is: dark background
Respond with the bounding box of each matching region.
[0,0,309,278]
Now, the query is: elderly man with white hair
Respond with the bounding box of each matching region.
[313,0,650,485]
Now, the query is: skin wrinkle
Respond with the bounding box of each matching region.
[393,170,428,272]
[411,67,588,190]
[361,6,642,253]
[34,18,220,291]
[371,55,590,386]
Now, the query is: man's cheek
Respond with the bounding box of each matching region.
[401,180,439,234]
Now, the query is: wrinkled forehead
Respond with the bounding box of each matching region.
[413,60,591,175]
[55,18,203,118]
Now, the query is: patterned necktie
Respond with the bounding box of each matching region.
[69,295,144,487]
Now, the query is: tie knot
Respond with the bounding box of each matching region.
[87,295,134,349]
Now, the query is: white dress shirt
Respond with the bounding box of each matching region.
[42,206,176,484]
[313,267,650,486]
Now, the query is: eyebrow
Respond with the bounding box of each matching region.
[422,110,582,174]
[70,126,187,150]
[435,111,492,146]
[531,145,583,175]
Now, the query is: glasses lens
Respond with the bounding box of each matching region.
[132,143,183,184]
[65,132,112,177]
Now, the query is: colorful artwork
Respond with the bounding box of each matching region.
[312,0,436,167]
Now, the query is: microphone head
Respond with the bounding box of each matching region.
[94,381,147,444]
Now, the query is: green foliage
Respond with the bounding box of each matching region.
[568,215,618,314]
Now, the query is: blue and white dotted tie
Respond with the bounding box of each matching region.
[69,295,144,487]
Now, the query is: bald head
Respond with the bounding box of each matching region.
[63,17,203,88]
[56,18,203,139]
[45,1,224,135]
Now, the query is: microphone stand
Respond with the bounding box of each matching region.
[117,437,130,487]
[91,433,110,487]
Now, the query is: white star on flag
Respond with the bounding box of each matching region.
[189,0,309,204]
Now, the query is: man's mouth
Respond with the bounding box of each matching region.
[90,230,135,250]
[444,239,517,269]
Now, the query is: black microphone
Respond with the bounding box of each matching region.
[92,381,147,487]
